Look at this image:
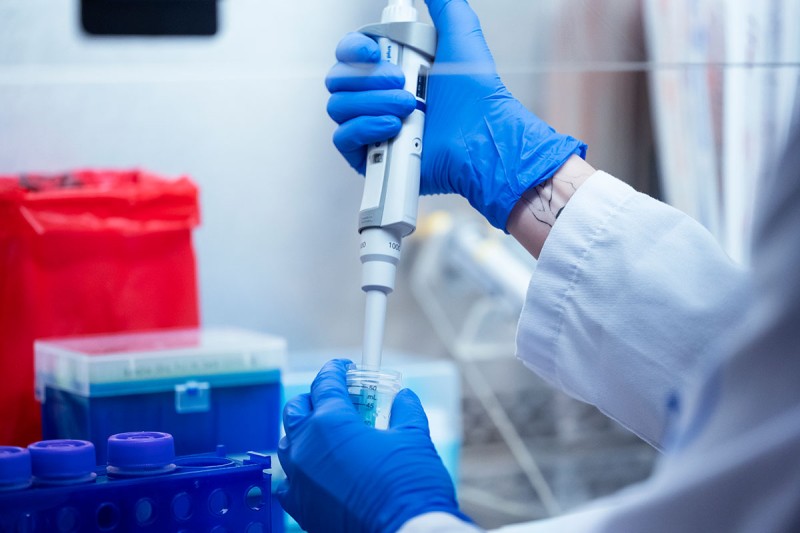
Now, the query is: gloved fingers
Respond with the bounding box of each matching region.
[283,393,313,435]
[276,481,312,533]
[341,147,367,176]
[328,89,417,125]
[275,478,298,519]
[333,116,402,155]
[335,32,381,63]
[277,435,295,480]
[326,60,406,93]
[275,478,290,502]
[310,359,356,410]
[389,388,431,436]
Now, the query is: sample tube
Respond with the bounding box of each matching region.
[28,440,97,485]
[346,366,402,430]
[0,446,32,491]
[106,432,177,477]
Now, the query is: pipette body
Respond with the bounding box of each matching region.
[358,1,437,370]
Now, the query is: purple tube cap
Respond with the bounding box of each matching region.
[28,440,97,485]
[107,432,176,477]
[0,446,32,491]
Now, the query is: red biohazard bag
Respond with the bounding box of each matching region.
[0,169,200,446]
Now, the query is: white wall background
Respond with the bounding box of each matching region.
[0,0,649,353]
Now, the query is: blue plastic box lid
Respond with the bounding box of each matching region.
[34,328,287,399]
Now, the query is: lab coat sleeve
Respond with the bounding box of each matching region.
[398,512,484,533]
[397,506,619,533]
[401,110,800,533]
[515,171,748,448]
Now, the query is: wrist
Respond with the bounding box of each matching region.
[508,155,596,258]
[475,103,587,231]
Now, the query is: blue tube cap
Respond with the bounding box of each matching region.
[107,432,177,477]
[28,440,97,485]
[0,446,32,491]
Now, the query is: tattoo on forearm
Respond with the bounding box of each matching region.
[519,176,579,229]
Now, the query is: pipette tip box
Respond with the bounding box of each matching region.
[34,328,287,463]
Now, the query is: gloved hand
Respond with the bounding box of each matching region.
[277,359,470,533]
[325,0,587,230]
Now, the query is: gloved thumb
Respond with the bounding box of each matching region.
[310,359,354,411]
[424,0,480,37]
[423,0,495,68]
[389,389,431,435]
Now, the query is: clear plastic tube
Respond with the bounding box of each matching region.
[346,366,402,430]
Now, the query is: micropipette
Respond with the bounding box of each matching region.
[357,0,437,371]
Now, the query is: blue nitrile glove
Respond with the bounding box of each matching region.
[325,0,587,231]
[277,359,470,533]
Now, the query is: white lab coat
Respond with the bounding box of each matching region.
[399,102,800,532]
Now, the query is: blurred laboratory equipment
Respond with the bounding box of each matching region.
[34,328,286,463]
[411,214,558,516]
[0,170,200,447]
[644,0,800,262]
[412,213,531,360]
[0,432,273,532]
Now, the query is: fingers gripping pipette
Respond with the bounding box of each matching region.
[358,0,436,370]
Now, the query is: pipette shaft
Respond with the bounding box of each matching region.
[362,290,388,370]
[356,1,436,370]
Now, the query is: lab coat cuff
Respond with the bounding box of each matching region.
[397,512,484,533]
[515,171,637,389]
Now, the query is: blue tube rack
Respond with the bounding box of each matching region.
[0,432,271,532]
